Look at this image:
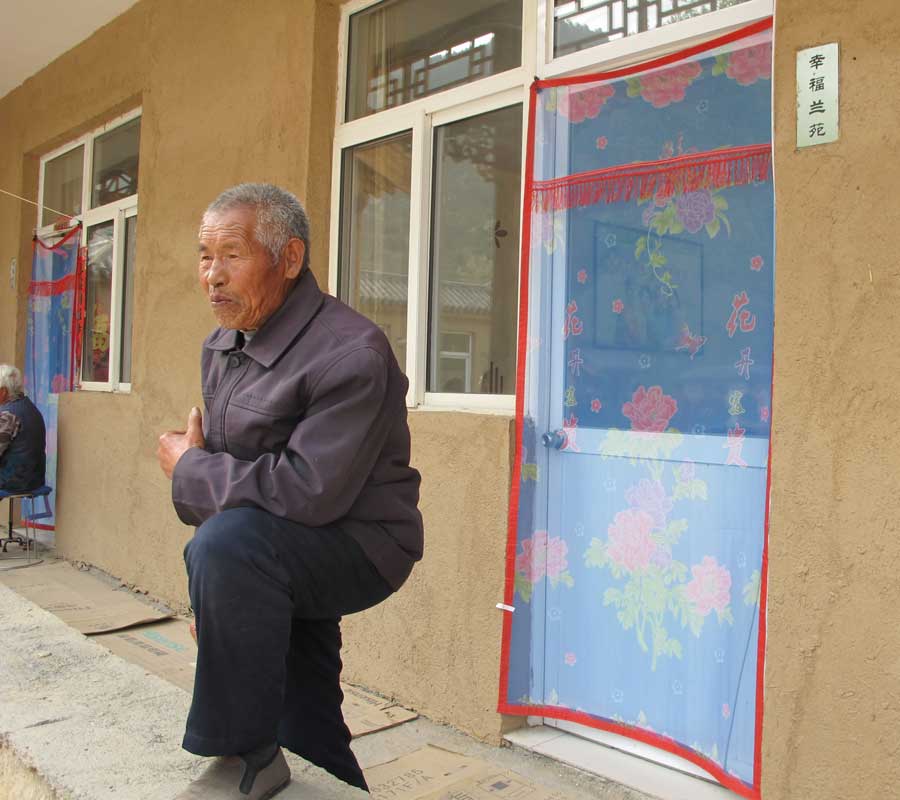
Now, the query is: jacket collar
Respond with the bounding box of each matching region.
[203,269,325,368]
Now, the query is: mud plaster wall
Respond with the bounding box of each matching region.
[342,411,516,742]
[763,2,900,798]
[0,0,516,742]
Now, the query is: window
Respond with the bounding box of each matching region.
[553,0,754,57]
[345,0,523,121]
[428,105,522,396]
[339,132,413,368]
[37,110,141,392]
[332,1,771,408]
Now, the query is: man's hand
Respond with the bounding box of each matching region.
[157,407,205,480]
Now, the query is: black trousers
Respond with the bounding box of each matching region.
[182,507,393,791]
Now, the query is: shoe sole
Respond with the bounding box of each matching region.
[260,778,291,800]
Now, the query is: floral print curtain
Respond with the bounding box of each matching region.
[500,22,773,799]
[24,226,84,527]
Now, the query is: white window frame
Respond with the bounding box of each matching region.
[538,0,774,79]
[435,331,474,394]
[330,0,772,412]
[36,108,141,394]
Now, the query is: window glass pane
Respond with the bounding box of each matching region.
[428,104,522,395]
[339,133,413,368]
[82,222,114,383]
[41,146,84,226]
[91,118,140,208]
[119,215,138,383]
[346,0,523,121]
[553,0,752,57]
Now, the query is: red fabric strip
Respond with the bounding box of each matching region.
[496,701,757,799]
[537,18,773,89]
[71,247,88,389]
[753,351,775,789]
[498,80,540,714]
[33,224,81,253]
[532,144,772,212]
[28,272,77,297]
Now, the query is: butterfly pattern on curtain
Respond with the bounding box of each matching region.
[500,21,774,799]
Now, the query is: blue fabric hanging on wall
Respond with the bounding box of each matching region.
[24,226,83,528]
[500,22,774,799]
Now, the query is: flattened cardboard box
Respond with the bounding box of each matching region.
[0,560,171,634]
[96,618,417,737]
[342,682,418,737]
[366,746,571,800]
[96,618,197,692]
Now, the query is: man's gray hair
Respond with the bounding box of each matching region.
[205,183,310,271]
[0,364,24,400]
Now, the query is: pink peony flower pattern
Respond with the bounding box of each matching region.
[51,373,68,393]
[596,136,608,150]
[622,386,678,432]
[634,62,702,108]
[591,398,602,413]
[750,255,764,271]
[577,268,588,284]
[612,299,624,314]
[685,556,732,617]
[564,652,577,666]
[607,509,657,573]
[558,84,616,123]
[516,531,569,584]
[675,190,716,234]
[625,479,674,529]
[725,43,772,86]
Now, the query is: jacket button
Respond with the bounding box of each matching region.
[228,354,242,369]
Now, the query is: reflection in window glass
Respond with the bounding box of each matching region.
[428,105,522,395]
[339,133,413,367]
[91,118,141,208]
[553,0,751,57]
[119,216,138,383]
[41,146,84,226]
[346,0,523,121]
[83,222,114,382]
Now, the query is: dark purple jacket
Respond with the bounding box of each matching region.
[172,269,423,590]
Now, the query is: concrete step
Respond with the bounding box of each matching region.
[0,580,365,799]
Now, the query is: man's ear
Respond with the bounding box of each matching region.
[284,238,305,280]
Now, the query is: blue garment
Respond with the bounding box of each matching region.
[182,507,392,789]
[0,396,46,492]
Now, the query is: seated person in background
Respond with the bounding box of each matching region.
[0,364,46,493]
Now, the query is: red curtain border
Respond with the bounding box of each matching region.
[497,18,776,800]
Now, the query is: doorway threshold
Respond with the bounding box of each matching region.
[504,724,739,800]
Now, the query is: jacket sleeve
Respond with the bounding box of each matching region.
[0,410,20,459]
[171,346,393,528]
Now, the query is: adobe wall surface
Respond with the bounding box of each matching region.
[342,411,516,743]
[763,1,900,798]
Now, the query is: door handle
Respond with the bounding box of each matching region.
[542,429,567,450]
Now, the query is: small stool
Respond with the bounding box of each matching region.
[0,485,52,568]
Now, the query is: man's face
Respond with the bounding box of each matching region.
[197,206,300,330]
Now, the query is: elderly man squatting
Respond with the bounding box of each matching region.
[157,184,423,800]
